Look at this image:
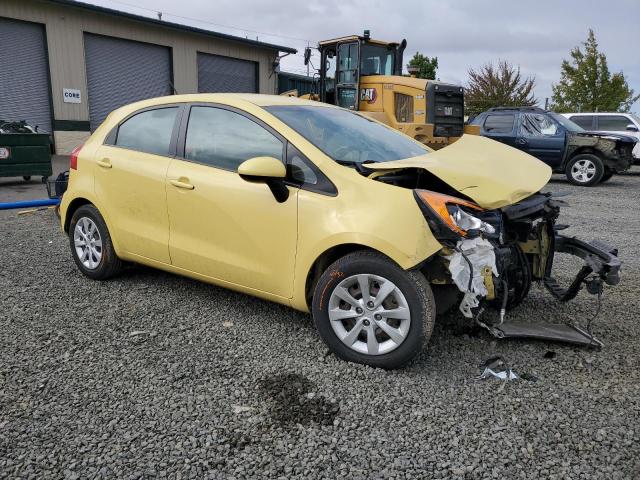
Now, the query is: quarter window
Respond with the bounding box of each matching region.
[116,107,179,156]
[569,115,594,129]
[287,144,318,185]
[184,106,283,171]
[483,114,515,133]
[597,115,631,131]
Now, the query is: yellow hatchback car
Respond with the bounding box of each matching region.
[60,94,620,368]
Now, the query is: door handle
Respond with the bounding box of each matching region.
[516,138,528,146]
[170,178,195,190]
[97,158,112,169]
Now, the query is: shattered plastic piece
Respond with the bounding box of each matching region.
[477,368,519,381]
[476,355,519,381]
[445,237,498,318]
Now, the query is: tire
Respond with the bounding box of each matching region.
[565,154,604,186]
[69,204,122,280]
[23,175,31,181]
[312,251,436,369]
[600,169,614,183]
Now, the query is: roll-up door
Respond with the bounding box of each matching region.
[84,33,172,131]
[0,17,52,134]
[197,52,257,93]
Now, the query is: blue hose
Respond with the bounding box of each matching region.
[0,198,60,210]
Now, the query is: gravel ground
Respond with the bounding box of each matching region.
[1,170,639,479]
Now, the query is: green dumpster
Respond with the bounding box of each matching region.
[0,120,52,182]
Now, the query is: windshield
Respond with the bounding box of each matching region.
[265,105,429,164]
[548,112,584,132]
[360,44,395,76]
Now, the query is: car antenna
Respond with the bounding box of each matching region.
[169,80,179,95]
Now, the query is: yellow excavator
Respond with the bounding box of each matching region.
[287,30,479,149]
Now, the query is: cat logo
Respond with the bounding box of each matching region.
[360,88,377,104]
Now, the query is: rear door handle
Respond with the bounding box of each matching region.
[170,178,195,190]
[97,158,112,169]
[516,138,528,146]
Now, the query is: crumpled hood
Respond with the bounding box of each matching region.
[367,134,552,209]
[575,131,638,144]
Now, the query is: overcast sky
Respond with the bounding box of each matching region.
[85,0,640,112]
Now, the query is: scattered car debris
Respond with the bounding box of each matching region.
[231,405,254,414]
[476,355,519,381]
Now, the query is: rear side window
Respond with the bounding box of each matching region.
[597,115,631,131]
[569,115,593,129]
[483,114,515,133]
[184,106,283,171]
[116,107,179,156]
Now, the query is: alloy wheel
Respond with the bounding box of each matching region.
[328,273,411,355]
[571,159,597,183]
[73,217,103,270]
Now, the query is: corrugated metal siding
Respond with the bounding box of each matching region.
[0,0,282,125]
[0,16,52,133]
[197,52,257,93]
[84,33,172,131]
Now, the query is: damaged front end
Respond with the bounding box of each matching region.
[365,135,621,347]
[413,189,620,347]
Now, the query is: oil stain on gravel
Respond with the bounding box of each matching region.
[259,373,339,426]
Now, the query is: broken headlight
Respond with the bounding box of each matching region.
[448,206,495,234]
[414,189,495,239]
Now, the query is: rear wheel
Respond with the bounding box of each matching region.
[312,251,435,369]
[69,204,122,280]
[565,154,604,186]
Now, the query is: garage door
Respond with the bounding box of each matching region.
[197,52,257,93]
[0,17,52,133]
[84,33,172,131]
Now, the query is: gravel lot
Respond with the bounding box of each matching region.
[1,171,639,479]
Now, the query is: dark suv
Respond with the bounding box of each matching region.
[471,107,636,186]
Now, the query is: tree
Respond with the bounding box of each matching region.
[407,53,438,80]
[465,60,537,116]
[551,29,639,112]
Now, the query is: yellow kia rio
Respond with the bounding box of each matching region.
[59,94,620,369]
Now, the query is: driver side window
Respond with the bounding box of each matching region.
[520,113,558,137]
[184,106,283,171]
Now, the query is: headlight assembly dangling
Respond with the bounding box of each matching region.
[414,190,495,237]
[414,189,501,322]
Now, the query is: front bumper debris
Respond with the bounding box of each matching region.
[543,234,620,302]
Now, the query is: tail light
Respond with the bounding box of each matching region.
[69,144,83,170]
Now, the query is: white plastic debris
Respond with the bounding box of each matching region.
[445,236,498,318]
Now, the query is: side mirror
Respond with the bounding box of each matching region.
[238,156,286,180]
[626,124,639,132]
[238,156,289,203]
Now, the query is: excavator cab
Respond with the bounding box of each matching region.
[305,31,477,149]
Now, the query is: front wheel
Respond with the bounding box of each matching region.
[312,251,435,369]
[565,154,604,186]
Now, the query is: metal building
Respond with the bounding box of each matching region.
[0,0,296,154]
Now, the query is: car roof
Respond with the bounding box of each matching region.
[125,93,332,110]
[561,112,631,116]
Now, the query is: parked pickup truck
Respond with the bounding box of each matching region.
[470,107,636,186]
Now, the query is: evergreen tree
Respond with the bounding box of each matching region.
[551,29,638,112]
